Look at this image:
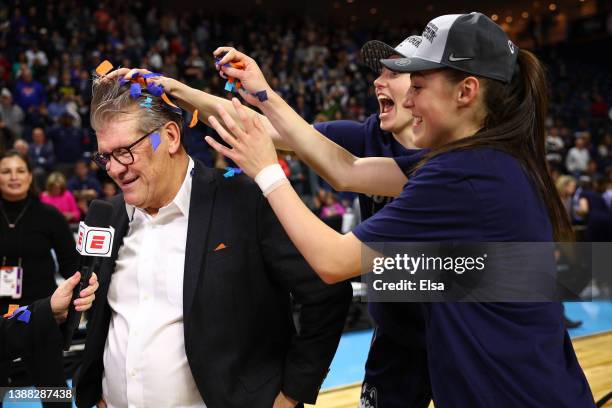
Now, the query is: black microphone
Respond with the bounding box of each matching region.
[63,199,114,350]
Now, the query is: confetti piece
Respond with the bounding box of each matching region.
[161,93,179,108]
[253,90,268,102]
[214,243,227,251]
[150,132,161,151]
[189,110,199,128]
[230,61,246,70]
[140,96,152,109]
[3,304,20,318]
[224,81,234,92]
[143,72,162,79]
[95,60,114,76]
[190,168,195,177]
[130,83,142,99]
[146,83,164,97]
[223,167,243,178]
[17,309,31,323]
[119,77,129,86]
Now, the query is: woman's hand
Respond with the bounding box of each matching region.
[213,47,273,106]
[205,98,278,178]
[50,272,99,324]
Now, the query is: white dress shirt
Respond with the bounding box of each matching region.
[102,158,206,408]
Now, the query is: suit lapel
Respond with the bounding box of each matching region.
[184,160,217,321]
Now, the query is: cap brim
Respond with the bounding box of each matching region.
[360,40,399,73]
[380,57,445,73]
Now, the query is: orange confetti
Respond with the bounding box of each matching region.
[161,93,179,108]
[137,77,146,87]
[189,109,199,128]
[3,304,20,318]
[231,61,246,70]
[214,243,227,251]
[95,60,114,76]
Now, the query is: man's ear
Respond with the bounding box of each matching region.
[164,121,182,154]
[457,76,480,107]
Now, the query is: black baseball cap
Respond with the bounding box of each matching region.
[360,35,422,73]
[381,12,518,83]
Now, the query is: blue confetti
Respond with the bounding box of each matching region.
[150,132,161,151]
[253,90,268,102]
[8,305,30,324]
[118,77,129,86]
[190,168,195,177]
[223,167,243,178]
[140,96,153,109]
[130,83,142,99]
[143,72,162,79]
[224,81,234,92]
[17,309,31,323]
[146,83,164,97]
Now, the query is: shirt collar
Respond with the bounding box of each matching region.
[125,157,194,220]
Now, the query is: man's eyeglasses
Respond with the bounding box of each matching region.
[93,128,159,169]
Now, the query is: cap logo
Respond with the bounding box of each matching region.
[423,23,439,43]
[394,59,412,67]
[448,54,473,62]
[508,40,515,54]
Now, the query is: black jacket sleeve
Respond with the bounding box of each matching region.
[256,193,352,404]
[0,298,61,361]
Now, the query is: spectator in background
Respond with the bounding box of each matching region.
[40,171,80,223]
[13,67,45,113]
[576,175,612,241]
[320,190,346,220]
[286,152,306,196]
[555,174,577,218]
[24,42,49,69]
[0,88,25,140]
[566,136,590,175]
[101,180,118,201]
[28,127,55,189]
[13,138,29,156]
[67,159,102,200]
[546,126,565,165]
[47,112,86,175]
[68,159,102,218]
[585,159,601,180]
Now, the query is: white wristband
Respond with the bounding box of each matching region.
[255,164,289,197]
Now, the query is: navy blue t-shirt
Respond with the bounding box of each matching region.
[352,148,593,407]
[315,114,427,352]
[315,114,421,220]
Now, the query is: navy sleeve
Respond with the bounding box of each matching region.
[314,120,367,157]
[353,158,482,242]
[393,150,428,173]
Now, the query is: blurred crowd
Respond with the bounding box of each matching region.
[0,1,610,235]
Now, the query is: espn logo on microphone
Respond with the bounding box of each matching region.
[76,222,115,257]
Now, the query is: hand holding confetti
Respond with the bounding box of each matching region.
[213,47,272,104]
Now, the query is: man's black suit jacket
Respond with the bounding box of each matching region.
[75,159,352,407]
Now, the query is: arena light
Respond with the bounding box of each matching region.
[522,11,529,18]
[491,14,499,21]
[549,3,557,11]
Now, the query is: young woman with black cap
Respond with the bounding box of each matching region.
[205,12,595,407]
